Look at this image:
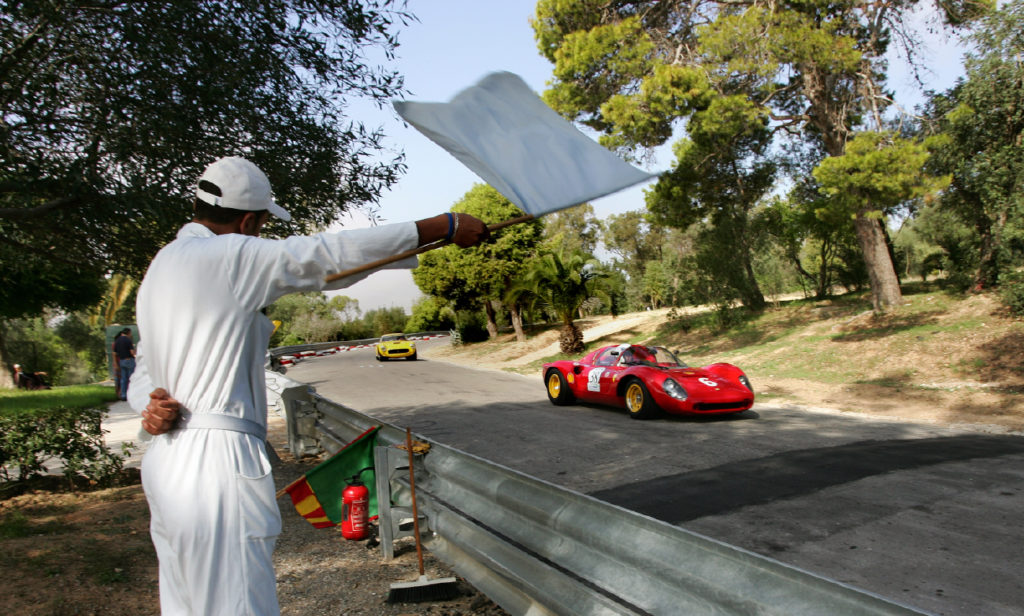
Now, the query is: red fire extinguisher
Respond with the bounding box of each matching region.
[341,467,373,541]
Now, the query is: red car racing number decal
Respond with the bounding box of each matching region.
[587,368,605,392]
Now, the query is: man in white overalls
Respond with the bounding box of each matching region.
[129,156,489,614]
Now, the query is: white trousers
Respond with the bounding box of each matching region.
[142,429,282,615]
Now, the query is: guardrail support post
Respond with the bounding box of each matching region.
[374,444,423,560]
[279,385,320,459]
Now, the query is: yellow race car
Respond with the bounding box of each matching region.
[375,333,417,361]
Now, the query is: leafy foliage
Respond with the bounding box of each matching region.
[413,185,543,337]
[54,313,110,382]
[267,292,412,344]
[265,291,417,345]
[363,307,409,337]
[922,0,1024,291]
[533,0,993,312]
[0,399,126,485]
[647,95,776,309]
[998,271,1024,317]
[1,310,115,387]
[812,131,946,309]
[406,296,455,332]
[814,133,943,218]
[0,1,412,318]
[602,210,665,281]
[541,203,602,256]
[512,250,608,354]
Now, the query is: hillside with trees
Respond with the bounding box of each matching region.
[408,0,1022,360]
[2,1,1022,392]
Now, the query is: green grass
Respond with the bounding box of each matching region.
[0,385,118,415]
[0,508,69,539]
[0,511,31,539]
[80,538,133,584]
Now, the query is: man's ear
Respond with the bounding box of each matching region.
[239,212,260,236]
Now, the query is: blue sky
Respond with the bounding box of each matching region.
[329,0,970,313]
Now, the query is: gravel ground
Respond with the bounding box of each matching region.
[268,417,510,616]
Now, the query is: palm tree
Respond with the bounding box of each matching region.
[84,274,136,328]
[513,250,607,354]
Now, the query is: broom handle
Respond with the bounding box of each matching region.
[406,427,426,576]
[323,214,535,284]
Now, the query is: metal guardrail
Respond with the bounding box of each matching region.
[268,376,930,616]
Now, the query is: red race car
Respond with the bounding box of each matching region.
[542,344,754,419]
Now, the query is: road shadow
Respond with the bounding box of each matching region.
[565,401,760,423]
[977,330,1024,389]
[587,435,1024,525]
[830,310,943,343]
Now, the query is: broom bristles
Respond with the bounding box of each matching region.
[386,575,460,603]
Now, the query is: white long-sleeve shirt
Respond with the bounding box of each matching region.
[128,221,418,426]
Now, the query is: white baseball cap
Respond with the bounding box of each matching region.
[195,156,291,222]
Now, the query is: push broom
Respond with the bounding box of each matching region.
[386,427,459,603]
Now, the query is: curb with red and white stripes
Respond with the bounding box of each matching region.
[275,333,449,367]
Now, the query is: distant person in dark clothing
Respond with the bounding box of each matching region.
[13,364,49,390]
[113,328,136,401]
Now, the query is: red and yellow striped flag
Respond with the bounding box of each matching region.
[279,426,380,528]
[286,477,335,528]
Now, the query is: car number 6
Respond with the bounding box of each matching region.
[699,377,718,387]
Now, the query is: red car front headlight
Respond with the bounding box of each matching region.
[662,378,689,400]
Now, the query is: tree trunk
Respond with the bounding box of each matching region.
[483,300,499,339]
[509,304,526,343]
[559,322,584,355]
[741,255,766,309]
[736,211,765,309]
[974,214,998,291]
[817,238,836,299]
[785,245,822,297]
[853,213,903,311]
[0,323,13,389]
[881,222,901,286]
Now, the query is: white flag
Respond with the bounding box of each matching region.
[393,71,655,218]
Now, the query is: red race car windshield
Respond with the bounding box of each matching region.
[595,345,687,368]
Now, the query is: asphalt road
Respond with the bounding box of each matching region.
[286,338,1024,616]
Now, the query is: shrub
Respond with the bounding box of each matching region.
[999,272,1024,317]
[0,407,127,485]
[454,310,489,343]
[407,296,455,333]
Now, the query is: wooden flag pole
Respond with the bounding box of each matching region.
[276,475,305,500]
[323,214,535,285]
[274,425,381,500]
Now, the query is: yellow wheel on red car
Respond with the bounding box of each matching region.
[624,379,659,419]
[545,369,575,406]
